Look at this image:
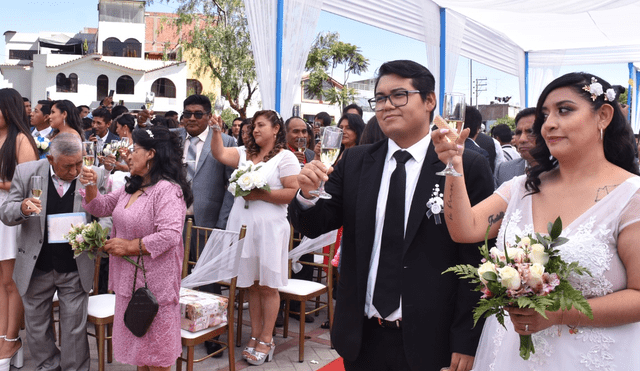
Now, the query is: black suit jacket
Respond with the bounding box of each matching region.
[475,133,496,172]
[289,139,493,370]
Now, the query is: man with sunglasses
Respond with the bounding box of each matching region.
[175,94,236,356]
[290,60,493,371]
[494,107,537,187]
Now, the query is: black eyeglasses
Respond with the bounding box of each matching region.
[368,90,422,111]
[183,110,210,119]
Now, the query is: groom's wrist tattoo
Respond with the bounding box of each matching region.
[488,211,505,226]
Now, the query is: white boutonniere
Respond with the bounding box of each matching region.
[426,184,444,225]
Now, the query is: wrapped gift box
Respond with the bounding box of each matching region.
[179,287,228,332]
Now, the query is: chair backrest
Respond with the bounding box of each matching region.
[181,220,246,288]
[287,224,336,281]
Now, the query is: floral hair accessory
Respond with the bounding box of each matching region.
[582,77,616,102]
[146,129,154,138]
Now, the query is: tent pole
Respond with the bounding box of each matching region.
[628,62,633,123]
[439,8,446,116]
[275,0,284,113]
[524,52,529,108]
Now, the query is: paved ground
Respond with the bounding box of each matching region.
[14,296,339,370]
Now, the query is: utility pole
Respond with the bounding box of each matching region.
[474,78,487,108]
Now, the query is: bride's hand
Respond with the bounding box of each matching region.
[431,127,469,166]
[506,307,561,335]
[242,188,267,201]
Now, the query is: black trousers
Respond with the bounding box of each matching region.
[342,318,412,371]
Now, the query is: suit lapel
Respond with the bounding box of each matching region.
[355,141,387,275]
[403,143,443,254]
[38,161,50,236]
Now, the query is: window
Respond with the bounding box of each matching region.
[97,75,109,101]
[116,75,134,94]
[102,37,122,57]
[123,38,141,58]
[56,73,78,93]
[187,79,203,96]
[9,49,37,60]
[151,78,176,98]
[99,0,145,23]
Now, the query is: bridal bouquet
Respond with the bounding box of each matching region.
[228,163,270,209]
[35,136,50,157]
[64,221,142,269]
[444,217,593,360]
[102,142,122,160]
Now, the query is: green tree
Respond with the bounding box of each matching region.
[495,115,516,131]
[305,31,369,109]
[156,0,257,119]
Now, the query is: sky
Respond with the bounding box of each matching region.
[0,1,631,108]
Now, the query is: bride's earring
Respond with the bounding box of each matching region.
[600,128,603,141]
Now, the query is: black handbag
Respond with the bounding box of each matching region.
[123,254,158,337]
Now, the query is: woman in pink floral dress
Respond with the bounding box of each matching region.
[81,126,193,370]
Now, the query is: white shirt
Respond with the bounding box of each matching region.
[296,133,431,321]
[493,137,506,168]
[182,126,210,167]
[32,126,52,138]
[50,166,75,195]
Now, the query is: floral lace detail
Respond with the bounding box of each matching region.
[577,328,615,370]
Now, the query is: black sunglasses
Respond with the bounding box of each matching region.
[183,110,210,119]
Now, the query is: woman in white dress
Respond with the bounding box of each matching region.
[0,88,38,370]
[432,72,640,371]
[209,110,300,366]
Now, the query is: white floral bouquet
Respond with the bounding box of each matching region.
[64,221,141,268]
[228,163,270,209]
[444,217,593,360]
[102,142,122,160]
[35,136,50,156]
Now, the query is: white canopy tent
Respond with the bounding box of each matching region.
[243,0,640,131]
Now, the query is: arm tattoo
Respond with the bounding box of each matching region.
[446,183,454,208]
[488,211,505,226]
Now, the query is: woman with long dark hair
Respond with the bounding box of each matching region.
[0,88,38,371]
[49,100,84,139]
[81,126,192,370]
[433,72,640,370]
[209,110,300,365]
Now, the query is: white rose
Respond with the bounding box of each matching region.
[498,266,521,290]
[529,243,549,265]
[527,263,545,289]
[228,182,237,195]
[229,169,240,180]
[605,88,616,102]
[506,247,525,263]
[237,173,254,191]
[250,173,266,188]
[478,261,497,284]
[517,237,531,250]
[489,247,505,261]
[590,82,603,97]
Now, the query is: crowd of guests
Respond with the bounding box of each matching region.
[0,57,639,371]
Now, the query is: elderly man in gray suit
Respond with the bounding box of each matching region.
[176,94,236,356]
[0,133,107,371]
[494,107,537,188]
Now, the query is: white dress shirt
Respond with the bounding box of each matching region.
[32,126,52,138]
[296,133,432,321]
[50,166,75,195]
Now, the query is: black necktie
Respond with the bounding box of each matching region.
[373,150,413,318]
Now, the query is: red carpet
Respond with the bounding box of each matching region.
[319,357,345,371]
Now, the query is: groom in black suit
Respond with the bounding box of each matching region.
[289,60,493,371]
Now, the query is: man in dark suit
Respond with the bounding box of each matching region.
[176,94,236,356]
[0,133,107,371]
[289,60,493,371]
[494,107,536,188]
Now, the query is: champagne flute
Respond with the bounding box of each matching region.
[436,93,466,177]
[144,92,155,126]
[30,176,43,200]
[213,97,224,117]
[296,137,307,153]
[309,126,342,199]
[82,141,96,186]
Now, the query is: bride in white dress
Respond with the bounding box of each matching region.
[209,110,299,366]
[432,72,640,371]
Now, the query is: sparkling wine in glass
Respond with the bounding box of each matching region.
[309,126,342,199]
[436,93,466,177]
[213,97,224,117]
[296,137,307,153]
[30,176,43,200]
[83,141,96,185]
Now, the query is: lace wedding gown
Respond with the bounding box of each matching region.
[472,175,640,371]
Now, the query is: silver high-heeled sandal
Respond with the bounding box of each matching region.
[242,337,258,360]
[0,336,23,371]
[246,340,275,366]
